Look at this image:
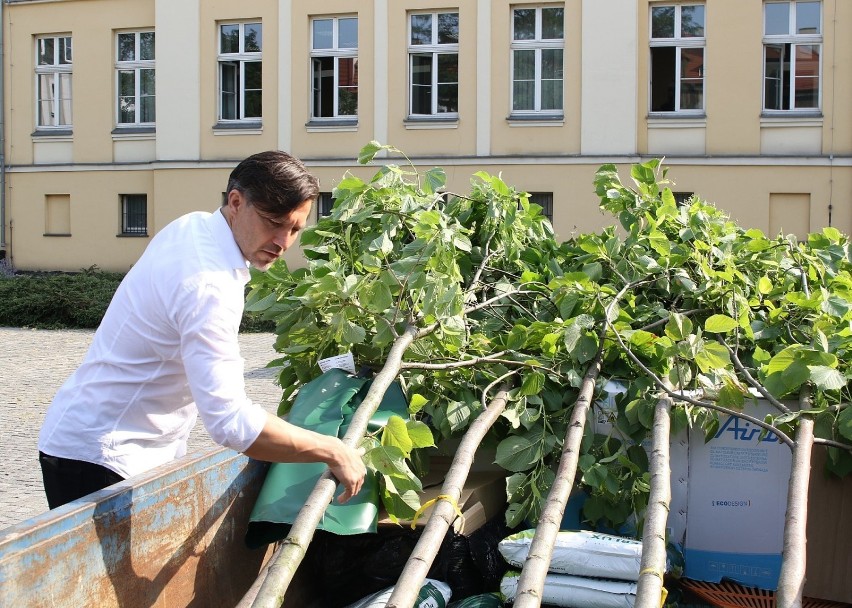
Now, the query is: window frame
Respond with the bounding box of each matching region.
[407,11,460,118]
[648,4,706,115]
[115,30,156,127]
[510,4,565,116]
[316,192,335,219]
[310,16,359,121]
[35,35,73,129]
[217,21,263,123]
[762,0,822,113]
[120,194,148,236]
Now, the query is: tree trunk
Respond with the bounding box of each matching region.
[634,393,672,608]
[511,347,604,608]
[248,325,419,608]
[385,382,512,608]
[776,387,814,608]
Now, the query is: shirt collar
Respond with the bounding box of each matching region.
[210,208,251,272]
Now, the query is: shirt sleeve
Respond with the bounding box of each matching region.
[174,274,268,452]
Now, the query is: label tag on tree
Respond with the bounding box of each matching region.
[319,351,356,374]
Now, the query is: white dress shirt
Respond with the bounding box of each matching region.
[39,209,269,478]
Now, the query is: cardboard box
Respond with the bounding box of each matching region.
[683,401,792,589]
[377,454,507,535]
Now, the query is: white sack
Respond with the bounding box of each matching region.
[500,571,636,608]
[498,529,643,581]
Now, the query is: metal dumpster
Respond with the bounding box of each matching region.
[0,447,272,607]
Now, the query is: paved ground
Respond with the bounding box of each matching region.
[0,328,283,531]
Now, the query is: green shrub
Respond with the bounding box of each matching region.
[0,267,275,332]
[0,268,125,329]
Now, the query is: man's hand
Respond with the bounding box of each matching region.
[326,439,367,503]
[244,413,367,502]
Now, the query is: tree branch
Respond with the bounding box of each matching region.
[603,316,795,448]
[385,381,513,608]
[717,337,791,414]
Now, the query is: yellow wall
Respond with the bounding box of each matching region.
[2,0,850,273]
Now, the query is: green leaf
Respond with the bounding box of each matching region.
[424,167,447,194]
[519,371,545,397]
[342,321,366,345]
[361,280,393,313]
[694,341,732,373]
[665,313,693,341]
[406,420,436,449]
[358,140,383,164]
[809,366,846,391]
[582,463,608,489]
[408,393,428,415]
[758,276,773,295]
[705,314,738,334]
[381,415,413,457]
[495,435,540,472]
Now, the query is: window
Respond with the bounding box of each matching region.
[672,191,694,206]
[511,5,564,114]
[311,17,358,120]
[649,5,705,113]
[218,22,262,121]
[121,194,148,236]
[35,36,72,128]
[763,1,821,111]
[116,31,155,126]
[408,12,459,116]
[317,192,335,218]
[527,192,554,222]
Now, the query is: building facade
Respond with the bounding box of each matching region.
[0,0,850,271]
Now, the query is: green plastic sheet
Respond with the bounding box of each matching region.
[246,368,409,547]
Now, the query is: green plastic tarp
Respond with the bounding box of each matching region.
[246,368,409,548]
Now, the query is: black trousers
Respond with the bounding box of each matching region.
[39,451,125,510]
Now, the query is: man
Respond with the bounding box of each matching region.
[38,151,365,509]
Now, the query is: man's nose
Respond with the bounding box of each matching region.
[271,230,292,251]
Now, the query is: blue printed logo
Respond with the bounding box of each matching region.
[714,416,779,443]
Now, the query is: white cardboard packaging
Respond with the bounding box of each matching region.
[683,401,792,589]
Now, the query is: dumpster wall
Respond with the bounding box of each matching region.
[0,447,272,608]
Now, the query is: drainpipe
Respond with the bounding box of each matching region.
[0,0,6,258]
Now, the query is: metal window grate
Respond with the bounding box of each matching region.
[121,194,147,235]
[528,191,554,222]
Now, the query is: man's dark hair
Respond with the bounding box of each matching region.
[225,151,319,216]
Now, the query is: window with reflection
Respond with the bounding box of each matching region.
[649,4,705,113]
[511,5,564,115]
[311,16,358,120]
[218,22,262,122]
[35,35,73,128]
[116,31,155,126]
[408,11,459,116]
[763,1,821,111]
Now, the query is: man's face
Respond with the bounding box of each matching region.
[226,190,312,271]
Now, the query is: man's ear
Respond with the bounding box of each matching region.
[227,189,246,212]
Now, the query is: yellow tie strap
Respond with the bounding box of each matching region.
[638,569,668,608]
[410,494,466,533]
